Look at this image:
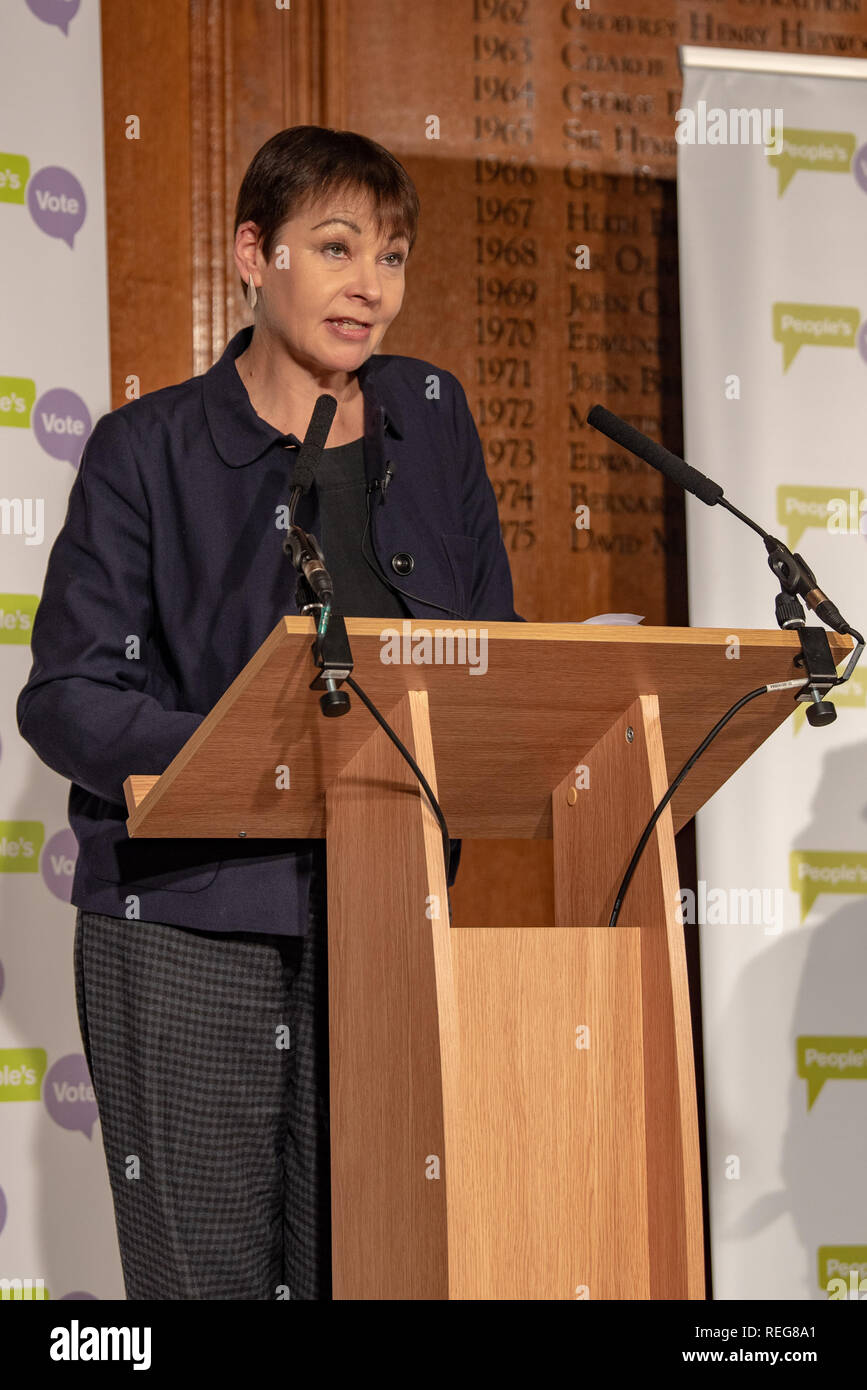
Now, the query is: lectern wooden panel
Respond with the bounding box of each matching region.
[326,691,459,1300]
[125,618,849,841]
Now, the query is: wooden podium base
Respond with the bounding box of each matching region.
[326,690,704,1300]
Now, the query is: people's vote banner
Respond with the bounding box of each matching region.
[678,46,867,1300]
[0,1,122,1298]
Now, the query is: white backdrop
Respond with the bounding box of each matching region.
[0,0,123,1299]
[5,11,867,1306]
[678,47,867,1300]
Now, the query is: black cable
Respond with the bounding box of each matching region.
[360,485,467,620]
[609,621,865,926]
[609,683,783,927]
[343,672,452,889]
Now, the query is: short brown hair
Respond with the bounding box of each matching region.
[233,125,420,295]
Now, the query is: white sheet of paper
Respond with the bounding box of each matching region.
[578,613,645,625]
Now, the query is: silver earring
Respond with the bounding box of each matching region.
[247,274,258,310]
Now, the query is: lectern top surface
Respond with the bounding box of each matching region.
[124,617,853,840]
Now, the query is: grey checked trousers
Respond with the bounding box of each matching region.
[72,857,331,1300]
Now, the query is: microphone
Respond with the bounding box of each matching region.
[381,458,397,499]
[285,394,338,607]
[287,529,334,606]
[290,394,338,494]
[587,403,723,506]
[586,403,858,639]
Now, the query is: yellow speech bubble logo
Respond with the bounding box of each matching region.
[0,376,36,429]
[798,1037,867,1110]
[0,594,39,645]
[767,129,856,195]
[790,850,867,922]
[818,1245,867,1296]
[0,153,30,205]
[0,1047,47,1102]
[0,1278,50,1300]
[772,303,860,372]
[776,483,865,549]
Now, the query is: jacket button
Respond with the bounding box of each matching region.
[391,552,414,576]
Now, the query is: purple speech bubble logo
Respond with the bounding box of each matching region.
[60,1291,98,1300]
[853,142,867,196]
[0,1185,6,1237]
[26,0,81,36]
[43,1054,98,1140]
[32,388,90,467]
[41,828,78,902]
[27,166,85,248]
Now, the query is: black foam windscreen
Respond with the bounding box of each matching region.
[291,394,338,494]
[587,403,723,506]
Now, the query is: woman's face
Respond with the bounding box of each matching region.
[238,187,409,375]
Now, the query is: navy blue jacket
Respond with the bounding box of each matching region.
[17,326,523,935]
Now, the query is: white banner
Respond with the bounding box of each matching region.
[0,0,122,1298]
[678,47,867,1301]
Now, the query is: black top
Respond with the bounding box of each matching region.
[311,437,410,620]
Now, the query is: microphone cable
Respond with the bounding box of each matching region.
[359,482,468,621]
[607,666,857,927]
[343,669,452,890]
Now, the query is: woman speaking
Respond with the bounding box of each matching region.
[17,126,521,1301]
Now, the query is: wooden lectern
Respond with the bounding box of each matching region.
[123,618,853,1300]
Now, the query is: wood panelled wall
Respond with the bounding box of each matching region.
[100,0,865,929]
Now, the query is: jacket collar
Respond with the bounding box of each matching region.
[202,325,404,467]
